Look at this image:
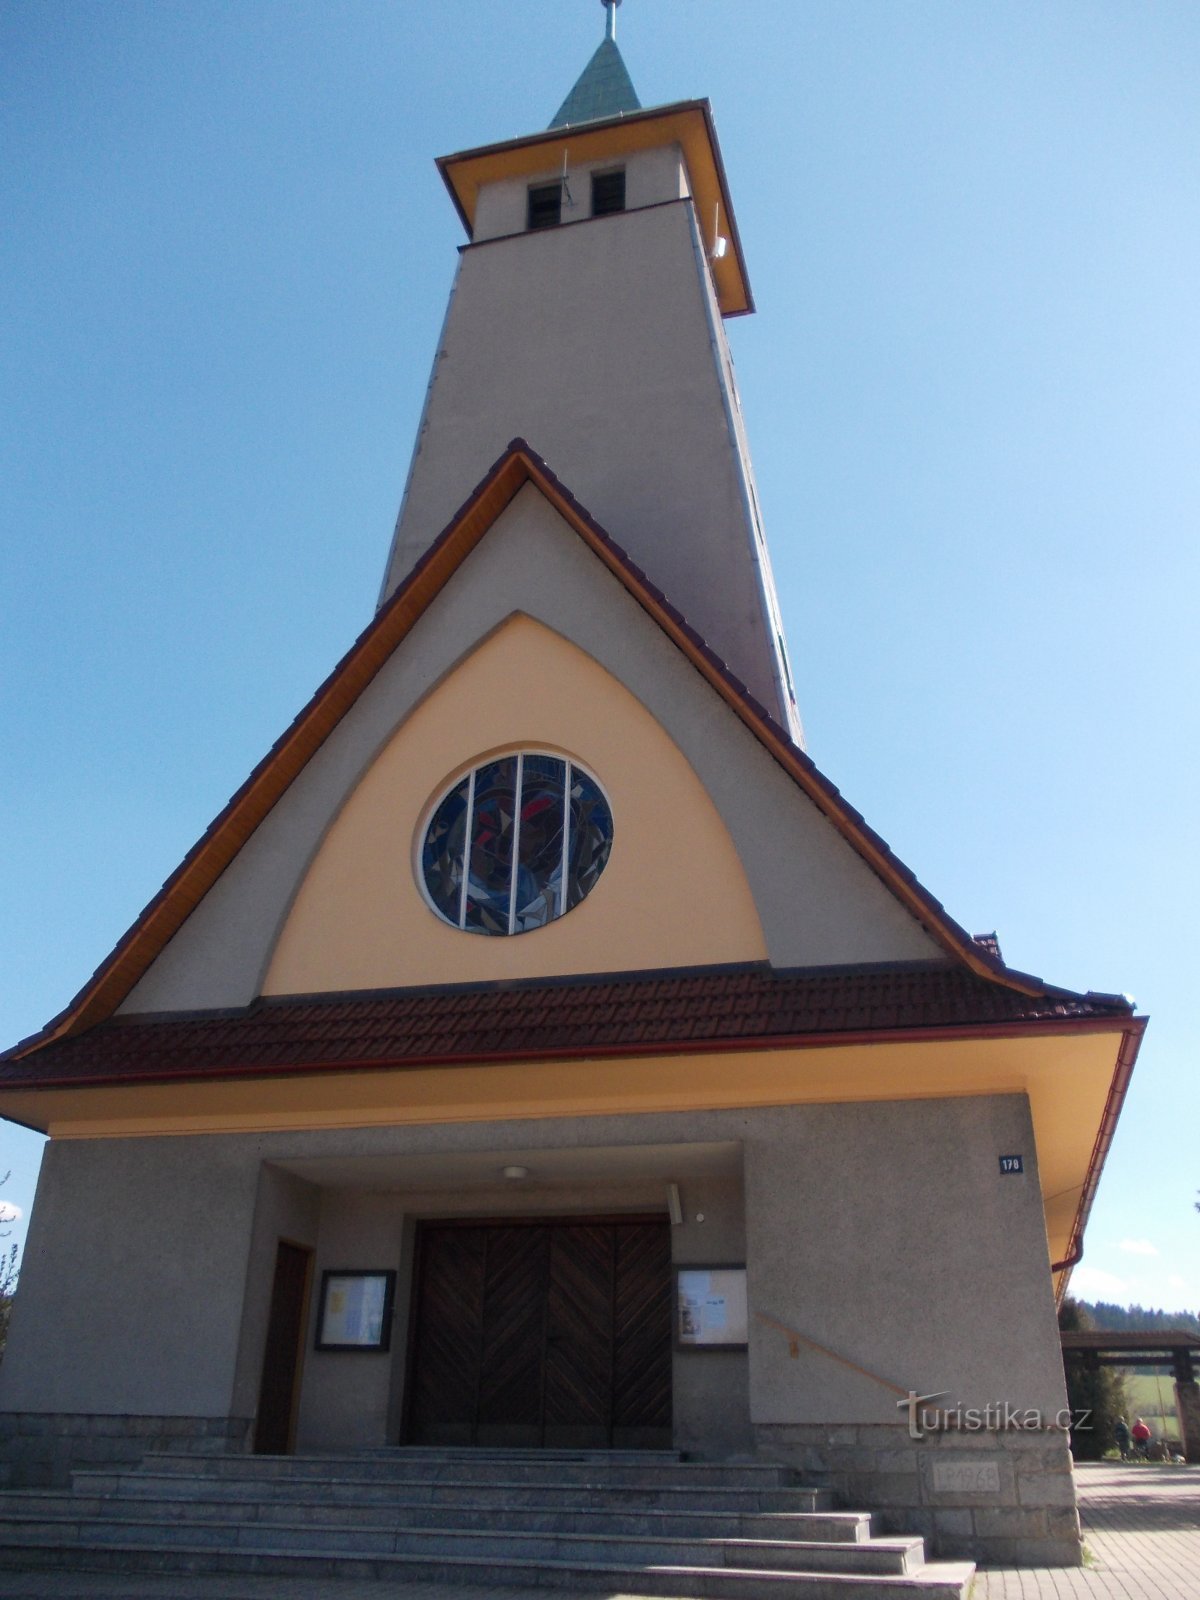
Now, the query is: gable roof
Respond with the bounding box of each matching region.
[5,439,1074,1062]
[1,963,1135,1092]
[550,37,641,129]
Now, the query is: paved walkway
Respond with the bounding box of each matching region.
[4,1460,1197,1600]
[975,1461,1200,1599]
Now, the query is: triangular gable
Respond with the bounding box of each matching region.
[6,440,1046,1061]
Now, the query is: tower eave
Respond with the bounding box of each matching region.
[436,99,754,317]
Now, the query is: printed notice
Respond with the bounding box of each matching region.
[318,1272,391,1349]
[677,1269,748,1347]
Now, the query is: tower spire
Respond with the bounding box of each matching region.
[549,2,639,129]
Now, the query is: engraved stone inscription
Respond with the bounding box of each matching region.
[932,1461,1001,1495]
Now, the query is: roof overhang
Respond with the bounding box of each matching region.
[436,99,754,317]
[0,1018,1143,1299]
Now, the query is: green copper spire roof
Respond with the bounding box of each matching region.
[549,36,641,129]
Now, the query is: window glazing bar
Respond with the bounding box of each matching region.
[457,767,475,930]
[561,760,572,922]
[507,752,524,935]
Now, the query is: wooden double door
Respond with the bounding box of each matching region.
[405,1217,671,1449]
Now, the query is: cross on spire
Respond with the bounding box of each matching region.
[604,0,621,43]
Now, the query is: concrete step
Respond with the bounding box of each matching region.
[0,1511,925,1575]
[72,1466,835,1513]
[137,1449,801,1488]
[378,1445,686,1462]
[0,1447,973,1597]
[0,1536,977,1598]
[2,1492,872,1543]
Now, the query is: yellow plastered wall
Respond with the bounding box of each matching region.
[263,615,767,994]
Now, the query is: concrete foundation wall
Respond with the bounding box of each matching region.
[757,1422,1081,1567]
[0,1414,249,1491]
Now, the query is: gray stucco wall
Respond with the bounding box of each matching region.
[118,486,940,1017]
[291,1170,750,1459]
[229,1163,321,1425]
[1,1092,1061,1451]
[0,1093,1074,1559]
[745,1093,1065,1423]
[379,195,794,730]
[296,1190,405,1452]
[471,144,689,243]
[671,1174,752,1459]
[0,1136,262,1416]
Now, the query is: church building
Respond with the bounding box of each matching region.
[0,7,1146,1574]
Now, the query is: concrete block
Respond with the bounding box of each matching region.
[973,1505,1048,1539]
[996,1428,1067,1454]
[85,1414,126,1436]
[932,1508,974,1538]
[922,1428,1006,1451]
[15,1436,55,1464]
[1017,1470,1078,1508]
[847,1471,922,1508]
[977,1534,1083,1568]
[1046,1506,1082,1541]
[873,1448,920,1475]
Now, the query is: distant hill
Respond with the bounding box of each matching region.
[1080,1301,1200,1337]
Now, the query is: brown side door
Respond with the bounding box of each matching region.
[253,1240,313,1454]
[406,1217,670,1448]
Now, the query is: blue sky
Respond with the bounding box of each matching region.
[2,1,1198,1311]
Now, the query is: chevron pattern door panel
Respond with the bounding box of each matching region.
[613,1221,673,1445]
[477,1224,549,1445]
[408,1226,487,1445]
[406,1218,670,1447]
[544,1224,616,1446]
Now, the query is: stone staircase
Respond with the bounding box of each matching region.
[0,1445,975,1597]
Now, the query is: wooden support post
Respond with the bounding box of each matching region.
[1173,1350,1200,1463]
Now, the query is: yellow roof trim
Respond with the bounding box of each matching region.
[436,100,754,317]
[0,1026,1128,1285]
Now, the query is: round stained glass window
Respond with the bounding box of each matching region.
[420,753,613,935]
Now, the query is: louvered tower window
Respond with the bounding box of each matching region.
[527,182,563,230]
[591,168,626,217]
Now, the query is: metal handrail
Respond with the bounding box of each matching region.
[754,1312,909,1399]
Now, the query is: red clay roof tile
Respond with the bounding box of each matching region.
[0,962,1133,1093]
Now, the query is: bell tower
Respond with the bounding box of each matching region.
[379,3,803,741]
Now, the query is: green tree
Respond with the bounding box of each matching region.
[1059,1296,1129,1460]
